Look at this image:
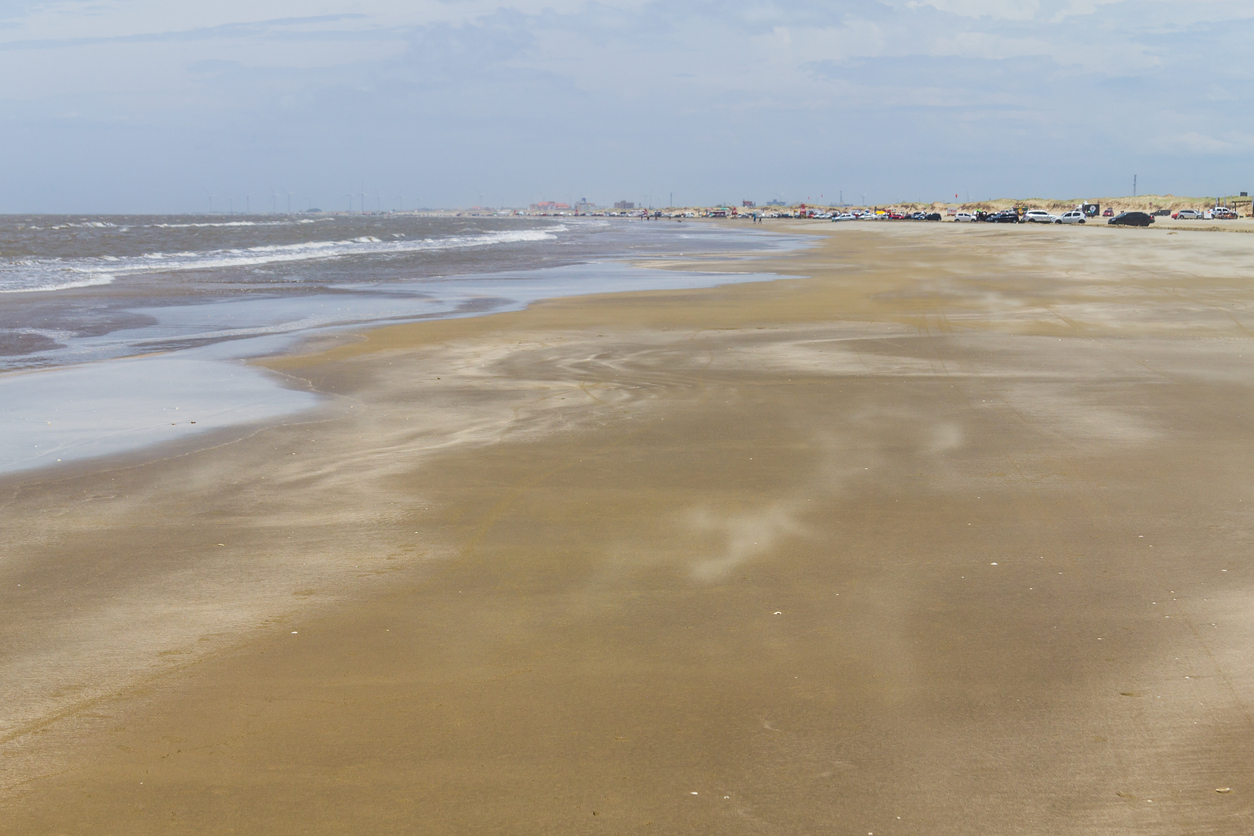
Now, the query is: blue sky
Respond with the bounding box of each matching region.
[1,0,1251,212]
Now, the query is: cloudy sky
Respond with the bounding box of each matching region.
[1,0,1251,212]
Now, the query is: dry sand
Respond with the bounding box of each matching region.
[3,220,1254,834]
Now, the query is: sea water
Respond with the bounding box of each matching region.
[0,214,803,475]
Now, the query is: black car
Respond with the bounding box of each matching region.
[1108,211,1154,227]
[987,210,1020,223]
[923,212,942,221]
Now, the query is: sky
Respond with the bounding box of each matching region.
[1,0,1251,212]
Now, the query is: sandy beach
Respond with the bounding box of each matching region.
[3,219,1254,834]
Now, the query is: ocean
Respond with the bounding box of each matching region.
[0,214,800,475]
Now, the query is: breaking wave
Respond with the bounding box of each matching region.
[0,228,561,293]
[147,218,333,229]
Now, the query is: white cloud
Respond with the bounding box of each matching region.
[900,0,1126,21]
[925,28,1157,72]
[928,30,1052,60]
[1166,131,1254,155]
[754,21,887,63]
[0,0,655,43]
[905,0,1041,21]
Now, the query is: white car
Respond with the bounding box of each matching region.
[832,212,857,221]
[1173,209,1202,219]
[1056,210,1086,224]
[1023,209,1059,223]
[953,212,976,223]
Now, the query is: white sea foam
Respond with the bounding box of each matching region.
[46,221,119,230]
[147,218,335,229]
[0,266,118,294]
[0,228,559,293]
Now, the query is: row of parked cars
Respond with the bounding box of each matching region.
[948,205,1243,225]
[951,209,1095,224]
[826,210,943,221]
[813,204,1244,226]
[950,207,1241,227]
[1173,207,1239,219]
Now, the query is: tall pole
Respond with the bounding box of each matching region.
[1133,174,1137,197]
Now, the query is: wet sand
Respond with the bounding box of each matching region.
[3,221,1254,834]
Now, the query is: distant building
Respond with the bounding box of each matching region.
[742,200,756,208]
[529,201,570,212]
[614,201,635,210]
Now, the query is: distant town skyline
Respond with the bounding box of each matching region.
[1,1,1251,213]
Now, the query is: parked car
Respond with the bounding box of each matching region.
[1206,207,1238,220]
[1172,209,1202,219]
[1108,211,1154,227]
[832,213,857,222]
[1102,208,1114,217]
[953,212,976,223]
[987,210,1021,223]
[1056,210,1086,224]
[1023,209,1058,224]
[923,212,942,221]
[1151,209,1171,217]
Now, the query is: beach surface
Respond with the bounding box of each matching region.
[3,220,1254,834]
